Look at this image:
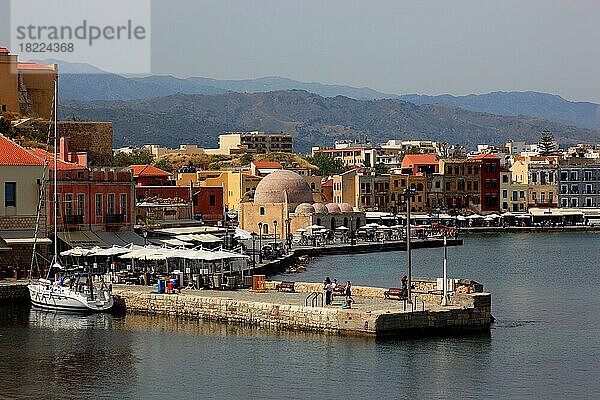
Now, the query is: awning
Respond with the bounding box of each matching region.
[154,226,224,235]
[175,233,222,243]
[58,231,145,248]
[57,231,105,247]
[1,230,52,245]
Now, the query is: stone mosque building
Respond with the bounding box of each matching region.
[239,170,365,239]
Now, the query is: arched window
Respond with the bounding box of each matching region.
[343,217,348,227]
[311,182,316,190]
[356,218,360,229]
[416,183,424,191]
[260,207,265,215]
[331,217,335,230]
[263,224,269,235]
[316,218,321,226]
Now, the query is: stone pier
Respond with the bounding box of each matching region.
[113,279,491,337]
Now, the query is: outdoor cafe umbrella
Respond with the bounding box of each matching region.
[335,226,349,231]
[60,247,95,257]
[305,224,325,230]
[296,228,307,232]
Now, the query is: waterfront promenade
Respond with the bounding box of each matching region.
[111,279,491,337]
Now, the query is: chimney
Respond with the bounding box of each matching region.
[59,137,68,162]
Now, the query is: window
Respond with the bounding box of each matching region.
[531,172,538,183]
[586,184,592,194]
[473,181,478,190]
[65,193,73,216]
[503,202,508,210]
[467,181,472,191]
[96,194,103,216]
[4,182,16,207]
[549,192,553,202]
[435,181,440,189]
[77,193,85,216]
[560,171,568,181]
[394,180,398,188]
[561,185,567,194]
[502,174,509,183]
[570,171,577,181]
[107,194,115,215]
[541,192,545,202]
[502,190,508,199]
[512,191,517,201]
[120,193,127,216]
[260,207,265,215]
[209,195,216,206]
[548,173,554,183]
[532,192,537,201]
[561,198,568,207]
[445,182,451,191]
[570,198,578,207]
[520,191,525,199]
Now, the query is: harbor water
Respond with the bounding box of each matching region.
[1,232,599,399]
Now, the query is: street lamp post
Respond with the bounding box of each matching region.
[404,187,416,302]
[441,233,449,306]
[273,220,278,247]
[258,222,263,264]
[285,218,291,249]
[251,232,258,271]
[143,230,148,246]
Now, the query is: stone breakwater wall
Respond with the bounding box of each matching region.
[113,288,491,337]
[265,278,483,305]
[0,283,29,303]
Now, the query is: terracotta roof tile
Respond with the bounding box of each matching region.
[253,161,283,169]
[27,148,86,171]
[17,62,55,71]
[0,135,44,166]
[129,164,171,177]
[401,154,438,168]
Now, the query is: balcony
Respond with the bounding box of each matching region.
[63,214,84,227]
[106,214,126,225]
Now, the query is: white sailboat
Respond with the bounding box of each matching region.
[27,75,114,312]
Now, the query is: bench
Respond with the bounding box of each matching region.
[276,281,296,293]
[384,287,407,300]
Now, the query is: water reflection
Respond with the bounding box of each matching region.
[0,305,137,400]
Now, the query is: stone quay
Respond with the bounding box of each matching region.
[112,278,491,338]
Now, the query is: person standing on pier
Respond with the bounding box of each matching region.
[345,281,354,308]
[324,277,333,305]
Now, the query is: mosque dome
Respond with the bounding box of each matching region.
[295,203,315,214]
[339,203,354,212]
[326,203,341,213]
[253,170,313,205]
[312,203,328,214]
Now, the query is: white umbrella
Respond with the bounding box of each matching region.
[234,227,252,240]
[467,214,483,219]
[306,224,325,230]
[456,215,467,221]
[92,245,132,256]
[296,228,307,232]
[60,247,94,257]
[336,226,349,231]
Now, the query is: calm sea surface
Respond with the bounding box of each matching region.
[1,232,599,399]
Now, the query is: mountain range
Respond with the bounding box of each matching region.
[33,59,600,131]
[59,90,600,153]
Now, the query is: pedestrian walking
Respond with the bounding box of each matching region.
[344,281,354,308]
[324,276,333,305]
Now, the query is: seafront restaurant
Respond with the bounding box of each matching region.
[59,244,250,289]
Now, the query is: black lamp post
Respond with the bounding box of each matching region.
[250,232,258,270]
[403,187,417,302]
[350,216,355,245]
[258,222,263,263]
[285,218,291,248]
[273,220,278,247]
[143,229,148,246]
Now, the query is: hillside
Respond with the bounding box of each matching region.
[400,91,600,130]
[59,90,600,153]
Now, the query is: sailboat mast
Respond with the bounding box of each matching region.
[53,77,58,265]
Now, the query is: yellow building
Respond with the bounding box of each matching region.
[239,170,364,239]
[511,156,558,208]
[500,169,528,212]
[204,131,293,155]
[0,48,57,119]
[200,170,262,211]
[390,173,427,213]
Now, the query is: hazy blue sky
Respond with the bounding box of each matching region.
[2,0,600,102]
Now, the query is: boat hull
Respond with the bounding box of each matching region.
[28,283,114,312]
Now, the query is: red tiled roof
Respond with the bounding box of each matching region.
[17,62,55,71]
[0,135,44,166]
[322,178,333,187]
[401,154,438,168]
[253,161,283,169]
[129,164,171,177]
[0,47,10,54]
[28,148,86,171]
[469,153,499,160]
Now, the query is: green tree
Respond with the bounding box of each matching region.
[0,117,14,138]
[374,163,389,174]
[154,158,175,173]
[306,152,348,175]
[538,130,556,156]
[113,151,154,167]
